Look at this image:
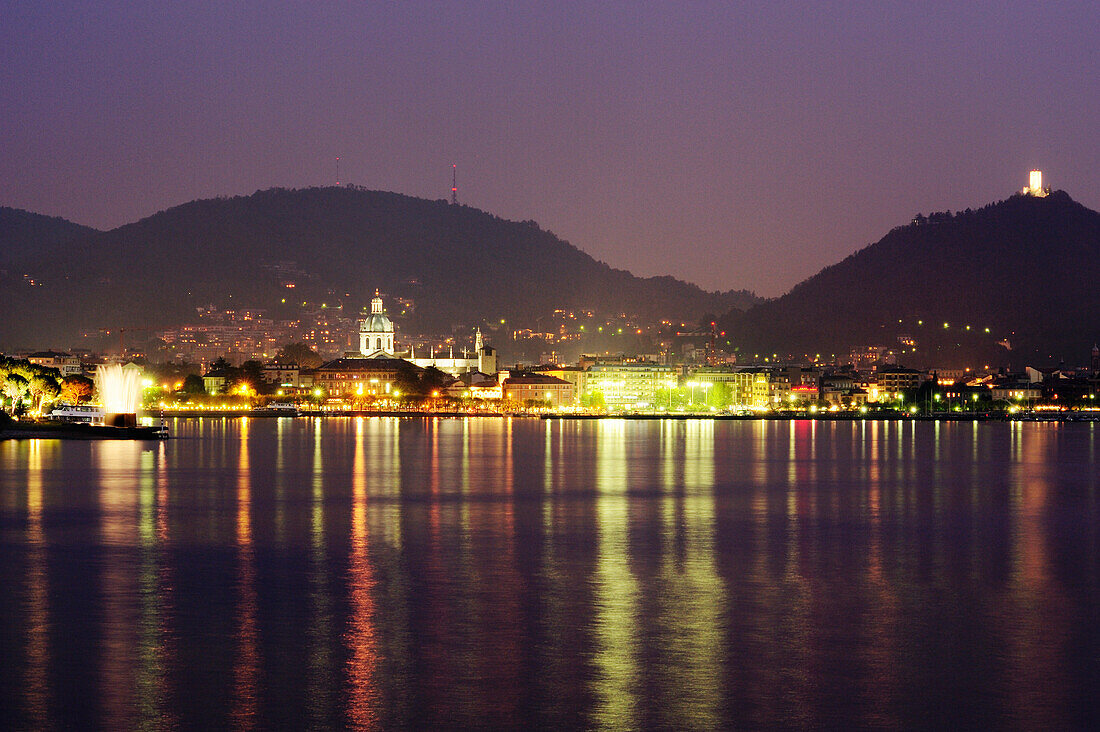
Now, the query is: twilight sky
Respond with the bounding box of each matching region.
[2,1,1097,296]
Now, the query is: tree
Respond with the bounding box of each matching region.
[181,374,205,394]
[276,342,323,369]
[581,389,606,409]
[208,357,231,374]
[60,375,95,404]
[3,374,29,414]
[29,374,61,413]
[231,360,267,394]
[707,382,732,409]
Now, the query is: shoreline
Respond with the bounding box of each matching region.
[4,411,1095,440]
[0,422,170,441]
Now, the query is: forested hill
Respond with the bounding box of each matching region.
[0,187,758,348]
[0,206,98,272]
[718,190,1100,367]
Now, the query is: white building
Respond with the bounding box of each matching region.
[357,291,497,376]
[359,291,395,356]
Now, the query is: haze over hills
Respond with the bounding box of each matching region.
[719,190,1100,368]
[0,186,758,350]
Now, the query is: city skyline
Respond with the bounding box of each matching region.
[3,2,1098,296]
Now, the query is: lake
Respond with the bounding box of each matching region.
[2,417,1099,729]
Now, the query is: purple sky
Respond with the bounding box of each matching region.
[2,1,1097,296]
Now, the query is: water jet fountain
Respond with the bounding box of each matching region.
[95,363,143,427]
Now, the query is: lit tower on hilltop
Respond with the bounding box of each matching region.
[1023,170,1048,197]
[451,164,458,205]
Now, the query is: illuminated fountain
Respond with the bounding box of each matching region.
[95,363,143,427]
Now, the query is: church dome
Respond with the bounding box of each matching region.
[359,290,396,356]
[362,312,394,333]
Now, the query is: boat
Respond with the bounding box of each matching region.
[48,404,107,425]
[251,402,302,417]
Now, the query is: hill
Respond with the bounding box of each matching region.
[0,187,758,350]
[718,190,1100,368]
[0,206,98,272]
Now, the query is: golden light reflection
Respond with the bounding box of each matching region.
[592,419,639,728]
[231,417,260,730]
[346,416,381,729]
[24,440,51,729]
[1006,424,1070,725]
[658,420,722,728]
[308,414,335,726]
[97,441,143,728]
[135,447,168,728]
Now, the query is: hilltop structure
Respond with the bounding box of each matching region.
[1022,169,1049,197]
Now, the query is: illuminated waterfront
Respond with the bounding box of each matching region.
[2,417,1099,728]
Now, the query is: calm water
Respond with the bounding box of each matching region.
[2,417,1099,730]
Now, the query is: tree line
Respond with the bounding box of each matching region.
[0,357,94,415]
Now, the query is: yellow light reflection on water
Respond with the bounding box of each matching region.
[592,419,639,728]
[24,440,51,729]
[345,416,381,729]
[96,440,144,727]
[231,417,260,728]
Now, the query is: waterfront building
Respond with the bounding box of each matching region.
[202,363,231,395]
[718,367,774,409]
[26,351,82,377]
[586,361,675,408]
[502,374,574,408]
[532,365,586,405]
[313,356,423,398]
[262,363,302,387]
[876,366,929,395]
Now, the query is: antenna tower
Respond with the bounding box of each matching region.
[451,164,458,205]
[336,156,340,186]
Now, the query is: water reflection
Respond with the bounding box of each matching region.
[231,418,259,729]
[24,440,51,730]
[2,419,1100,728]
[346,417,380,729]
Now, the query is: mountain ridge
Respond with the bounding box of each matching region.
[0,206,99,273]
[719,190,1100,367]
[0,186,758,350]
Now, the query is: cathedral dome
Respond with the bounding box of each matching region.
[359,290,396,355]
[362,312,394,333]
